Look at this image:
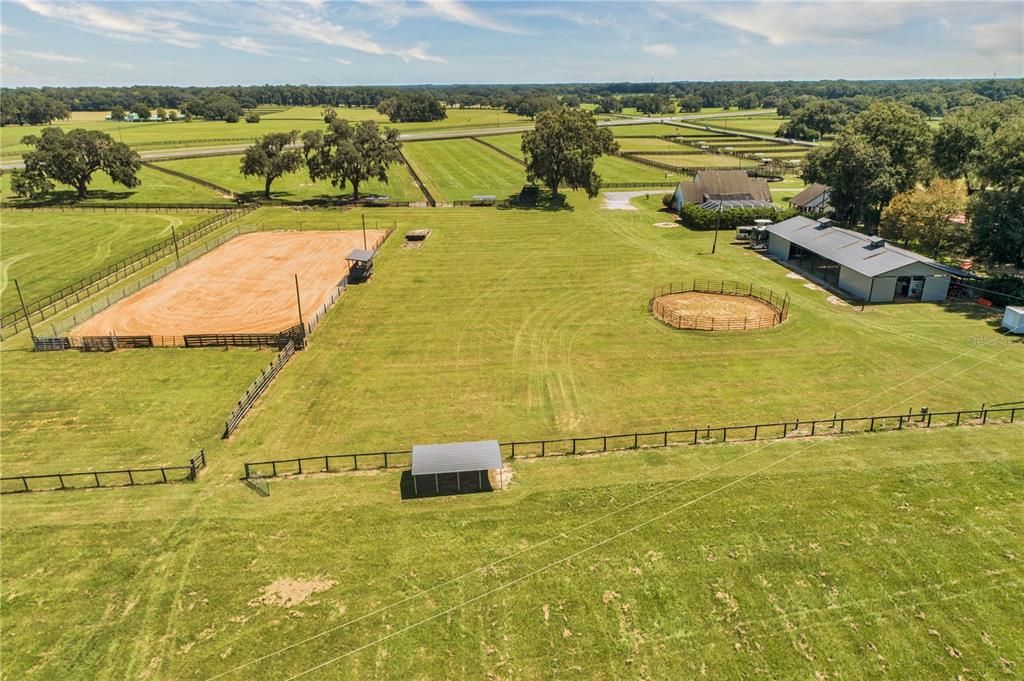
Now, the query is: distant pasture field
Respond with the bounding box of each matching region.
[0,107,534,159]
[638,153,759,169]
[402,139,527,201]
[152,154,424,202]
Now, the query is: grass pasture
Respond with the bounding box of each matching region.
[152,154,424,202]
[0,165,232,205]
[711,115,790,136]
[0,108,534,159]
[1,424,1021,679]
[638,153,759,169]
[213,201,1019,460]
[616,137,693,152]
[0,210,209,316]
[1,143,1022,681]
[402,138,527,201]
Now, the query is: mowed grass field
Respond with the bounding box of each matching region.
[0,107,534,159]
[1,424,1020,679]
[709,115,790,136]
[638,153,759,169]
[152,154,424,202]
[0,165,232,205]
[1,191,1021,679]
[0,210,210,316]
[201,201,1020,462]
[402,139,528,201]
[476,135,682,185]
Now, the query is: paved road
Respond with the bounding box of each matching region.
[0,109,798,170]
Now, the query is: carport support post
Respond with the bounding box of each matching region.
[14,280,36,341]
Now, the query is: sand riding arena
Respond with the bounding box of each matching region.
[649,280,790,331]
[63,229,388,349]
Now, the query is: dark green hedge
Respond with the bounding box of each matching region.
[678,204,798,230]
[978,274,1024,307]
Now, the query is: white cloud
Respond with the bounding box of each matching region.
[971,21,1023,60]
[642,43,677,59]
[699,1,910,46]
[334,57,353,65]
[265,7,446,63]
[421,0,524,34]
[15,0,204,48]
[13,50,85,63]
[221,36,273,56]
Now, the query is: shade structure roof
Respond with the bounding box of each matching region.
[766,216,974,278]
[346,248,375,263]
[412,440,503,476]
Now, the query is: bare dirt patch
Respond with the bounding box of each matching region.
[249,577,337,608]
[656,291,777,319]
[653,221,679,228]
[73,230,384,337]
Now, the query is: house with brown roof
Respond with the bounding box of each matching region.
[671,170,772,212]
[790,183,831,214]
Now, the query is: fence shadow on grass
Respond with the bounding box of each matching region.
[399,470,495,500]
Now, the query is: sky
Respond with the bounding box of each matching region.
[1,0,1022,87]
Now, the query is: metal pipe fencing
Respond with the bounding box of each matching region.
[649,280,790,331]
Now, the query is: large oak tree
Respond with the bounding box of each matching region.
[521,108,618,199]
[240,131,304,198]
[301,119,402,201]
[12,127,141,200]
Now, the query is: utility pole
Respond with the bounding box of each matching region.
[361,213,367,250]
[171,225,180,266]
[711,200,723,254]
[14,279,36,340]
[294,274,304,331]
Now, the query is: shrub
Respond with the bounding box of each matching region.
[678,203,797,230]
[245,112,260,123]
[224,112,241,123]
[662,193,674,208]
[977,274,1024,307]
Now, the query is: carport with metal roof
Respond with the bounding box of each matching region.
[411,439,503,496]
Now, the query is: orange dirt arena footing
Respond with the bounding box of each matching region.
[73,230,385,338]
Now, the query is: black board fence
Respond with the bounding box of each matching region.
[3,203,235,213]
[141,161,240,199]
[470,137,525,166]
[241,405,1020,481]
[1,450,206,494]
[2,206,253,338]
[397,151,436,207]
[224,341,296,438]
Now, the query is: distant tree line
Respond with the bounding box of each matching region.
[3,78,1021,125]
